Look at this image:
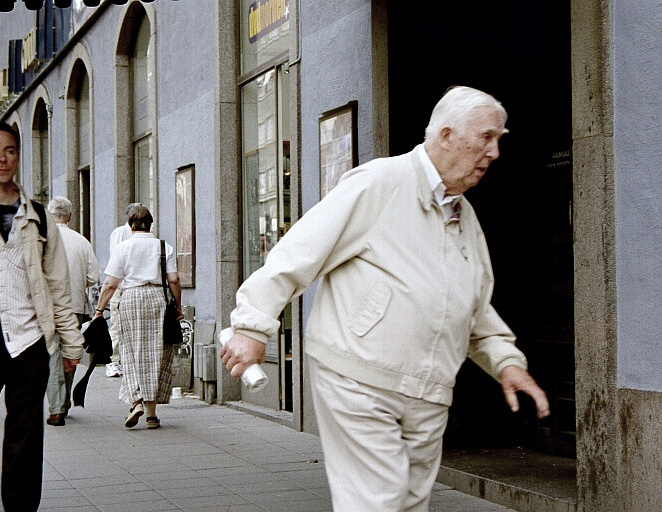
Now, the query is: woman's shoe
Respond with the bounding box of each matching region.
[124,403,144,428]
[146,416,160,429]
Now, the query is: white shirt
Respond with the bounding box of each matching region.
[56,223,100,314]
[109,223,133,256]
[417,144,462,222]
[0,198,44,356]
[104,232,177,289]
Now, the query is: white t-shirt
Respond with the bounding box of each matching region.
[104,232,177,289]
[57,224,100,314]
[109,223,133,256]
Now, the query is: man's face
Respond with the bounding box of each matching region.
[0,130,19,186]
[439,106,506,195]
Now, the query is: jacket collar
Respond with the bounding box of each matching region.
[410,145,464,223]
[16,185,40,225]
[411,145,435,212]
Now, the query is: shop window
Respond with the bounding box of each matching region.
[241,65,292,410]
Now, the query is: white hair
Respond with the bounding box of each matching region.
[47,196,73,218]
[424,86,507,141]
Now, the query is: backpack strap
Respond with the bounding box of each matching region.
[30,200,47,240]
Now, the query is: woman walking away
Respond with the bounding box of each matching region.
[94,205,182,429]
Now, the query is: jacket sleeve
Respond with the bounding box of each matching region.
[231,164,389,343]
[42,213,85,359]
[466,226,527,381]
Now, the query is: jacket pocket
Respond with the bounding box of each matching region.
[349,281,393,337]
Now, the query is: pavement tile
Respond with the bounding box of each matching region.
[0,366,520,512]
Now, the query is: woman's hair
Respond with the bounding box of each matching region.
[424,86,507,141]
[128,204,153,232]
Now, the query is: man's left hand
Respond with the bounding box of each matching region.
[500,365,550,419]
[63,358,80,372]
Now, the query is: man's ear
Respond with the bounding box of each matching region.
[438,126,453,148]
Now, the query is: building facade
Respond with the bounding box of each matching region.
[1,0,660,510]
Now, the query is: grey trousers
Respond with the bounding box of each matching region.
[46,314,82,415]
[46,347,74,415]
[309,357,449,512]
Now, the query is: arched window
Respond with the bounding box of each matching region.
[67,59,92,238]
[32,98,49,206]
[115,3,156,224]
[131,15,153,215]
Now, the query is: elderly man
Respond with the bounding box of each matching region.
[221,86,550,511]
[45,196,100,426]
[0,123,84,512]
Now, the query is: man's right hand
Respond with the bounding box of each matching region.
[63,358,80,372]
[219,332,266,378]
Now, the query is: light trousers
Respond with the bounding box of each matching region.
[46,347,74,414]
[45,315,82,414]
[309,357,449,512]
[109,289,122,363]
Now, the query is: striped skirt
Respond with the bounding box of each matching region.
[117,284,174,405]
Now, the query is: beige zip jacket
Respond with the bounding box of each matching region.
[231,146,527,405]
[17,189,84,360]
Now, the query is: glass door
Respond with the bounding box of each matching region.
[241,64,292,411]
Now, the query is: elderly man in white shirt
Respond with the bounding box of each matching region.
[221,87,550,512]
[45,196,100,426]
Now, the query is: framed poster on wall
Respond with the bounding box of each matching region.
[175,165,195,288]
[319,100,358,198]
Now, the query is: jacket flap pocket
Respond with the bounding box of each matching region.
[350,282,393,337]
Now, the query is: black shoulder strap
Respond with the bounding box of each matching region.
[31,200,47,240]
[160,239,169,303]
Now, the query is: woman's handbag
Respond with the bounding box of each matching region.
[160,240,183,346]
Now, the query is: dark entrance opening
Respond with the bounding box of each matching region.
[387,1,574,461]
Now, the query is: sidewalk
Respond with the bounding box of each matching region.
[1,365,517,512]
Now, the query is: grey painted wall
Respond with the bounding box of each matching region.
[613,2,662,391]
[0,8,35,69]
[154,1,217,326]
[300,0,374,214]
[299,0,375,326]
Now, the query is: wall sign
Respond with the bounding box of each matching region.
[319,101,358,198]
[248,0,290,43]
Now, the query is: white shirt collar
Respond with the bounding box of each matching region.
[417,145,462,222]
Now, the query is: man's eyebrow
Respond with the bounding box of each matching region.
[483,128,508,136]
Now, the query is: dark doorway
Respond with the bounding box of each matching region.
[388,1,574,458]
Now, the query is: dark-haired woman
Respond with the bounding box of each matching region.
[94,205,182,429]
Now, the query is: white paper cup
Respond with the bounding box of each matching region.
[219,328,269,393]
